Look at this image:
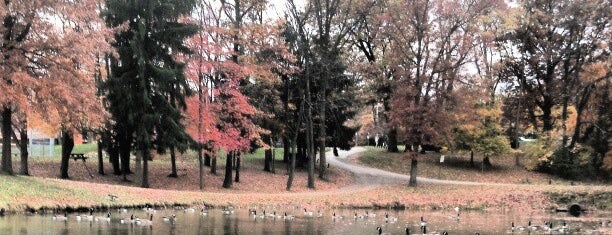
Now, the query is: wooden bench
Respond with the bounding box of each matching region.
[70,153,88,162]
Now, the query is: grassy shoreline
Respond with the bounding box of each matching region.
[1,174,610,215]
[1,145,610,215]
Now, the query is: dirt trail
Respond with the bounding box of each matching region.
[327,146,510,187]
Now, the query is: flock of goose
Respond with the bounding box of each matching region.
[50,206,610,234]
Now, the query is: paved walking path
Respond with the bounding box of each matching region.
[327,146,509,186]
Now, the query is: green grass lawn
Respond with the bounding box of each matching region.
[53,143,98,157]
[0,175,96,208]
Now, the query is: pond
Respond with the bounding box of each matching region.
[0,208,608,234]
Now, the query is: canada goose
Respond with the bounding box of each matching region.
[510,222,526,232]
[549,221,568,233]
[162,214,177,223]
[354,212,364,220]
[365,211,376,218]
[221,207,234,215]
[83,209,94,221]
[332,212,343,220]
[449,206,460,220]
[121,214,134,224]
[184,207,195,213]
[136,214,153,226]
[200,208,208,216]
[420,216,427,227]
[248,208,256,215]
[384,212,397,223]
[144,206,156,214]
[303,208,313,217]
[267,211,280,219]
[53,211,68,221]
[76,209,93,221]
[95,212,111,222]
[283,212,295,221]
[270,211,278,219]
[376,226,391,235]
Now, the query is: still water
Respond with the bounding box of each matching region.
[0,208,608,234]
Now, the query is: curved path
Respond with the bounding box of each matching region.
[327,146,508,187]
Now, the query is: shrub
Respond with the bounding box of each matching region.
[536,145,603,180]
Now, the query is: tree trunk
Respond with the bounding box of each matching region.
[283,137,289,163]
[271,143,276,173]
[141,148,150,188]
[234,153,240,183]
[515,152,521,167]
[541,99,554,131]
[119,133,132,180]
[483,156,492,168]
[408,157,418,187]
[306,76,315,189]
[387,128,399,153]
[318,77,327,180]
[287,90,305,191]
[168,146,177,177]
[60,129,74,179]
[97,140,104,175]
[19,126,29,175]
[135,148,142,186]
[211,155,217,174]
[1,107,13,175]
[198,146,204,190]
[204,152,211,167]
[287,142,297,191]
[108,142,121,175]
[264,147,272,172]
[470,151,475,167]
[222,152,233,188]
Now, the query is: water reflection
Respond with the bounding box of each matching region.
[0,208,608,234]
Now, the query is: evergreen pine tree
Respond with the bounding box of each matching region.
[103,0,198,188]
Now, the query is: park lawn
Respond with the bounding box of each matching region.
[357,146,575,185]
[19,145,348,193]
[0,175,98,210]
[1,173,610,214]
[52,143,99,158]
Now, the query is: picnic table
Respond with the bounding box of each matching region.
[70,153,93,178]
[70,153,88,161]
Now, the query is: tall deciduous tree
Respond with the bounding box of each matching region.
[103,0,198,188]
[383,0,503,186]
[503,0,609,139]
[1,0,111,176]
